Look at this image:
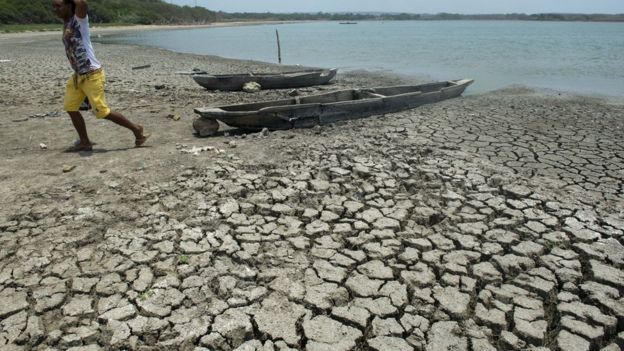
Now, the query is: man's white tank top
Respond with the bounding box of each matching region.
[63,15,101,74]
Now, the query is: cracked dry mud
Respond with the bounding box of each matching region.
[1,30,624,351]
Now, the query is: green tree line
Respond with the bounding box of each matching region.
[0,0,216,25]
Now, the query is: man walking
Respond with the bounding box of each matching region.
[53,0,150,151]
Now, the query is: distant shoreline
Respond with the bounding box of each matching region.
[2,15,624,36]
[216,12,624,23]
[2,16,622,38]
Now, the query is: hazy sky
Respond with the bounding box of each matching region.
[164,0,624,14]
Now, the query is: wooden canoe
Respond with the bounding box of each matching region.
[193,79,473,135]
[191,68,337,91]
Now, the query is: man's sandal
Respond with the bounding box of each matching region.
[64,144,93,152]
[135,133,151,147]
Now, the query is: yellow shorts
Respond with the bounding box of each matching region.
[64,68,111,119]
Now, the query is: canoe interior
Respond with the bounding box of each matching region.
[192,68,338,90]
[198,69,334,79]
[216,81,455,112]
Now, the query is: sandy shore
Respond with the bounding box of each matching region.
[0,21,305,43]
[1,29,623,351]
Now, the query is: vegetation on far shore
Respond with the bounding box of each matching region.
[1,0,622,32]
[0,0,216,26]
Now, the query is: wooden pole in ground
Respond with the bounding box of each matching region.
[275,29,282,64]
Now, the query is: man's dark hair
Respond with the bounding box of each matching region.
[63,0,76,13]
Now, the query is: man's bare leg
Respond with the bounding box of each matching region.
[104,111,150,146]
[68,111,93,149]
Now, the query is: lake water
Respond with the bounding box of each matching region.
[101,21,624,96]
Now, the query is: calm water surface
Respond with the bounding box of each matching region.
[101,21,624,96]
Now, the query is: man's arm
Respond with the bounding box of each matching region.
[74,0,88,19]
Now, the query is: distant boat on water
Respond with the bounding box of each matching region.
[339,22,358,24]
